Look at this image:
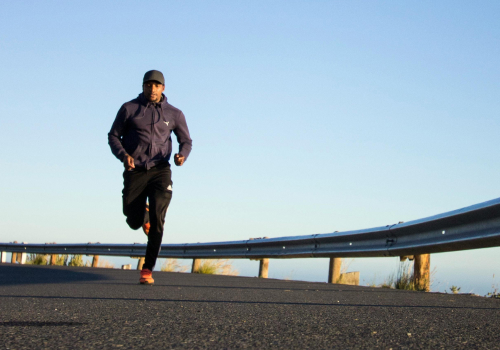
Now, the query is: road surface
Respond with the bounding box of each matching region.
[0,264,498,349]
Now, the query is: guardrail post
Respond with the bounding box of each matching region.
[92,255,99,268]
[50,255,57,265]
[328,257,342,283]
[414,254,430,292]
[0,252,6,263]
[192,258,201,273]
[11,241,17,263]
[19,252,26,265]
[137,257,145,270]
[258,258,269,278]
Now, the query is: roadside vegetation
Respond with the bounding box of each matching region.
[26,254,49,265]
[335,258,354,284]
[487,274,499,298]
[160,258,189,272]
[369,261,434,292]
[394,262,416,290]
[25,254,103,267]
[194,259,239,276]
[96,259,115,268]
[67,255,91,267]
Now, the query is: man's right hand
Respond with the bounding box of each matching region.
[123,154,135,171]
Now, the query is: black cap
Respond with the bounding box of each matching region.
[143,70,165,85]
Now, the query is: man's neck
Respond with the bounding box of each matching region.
[142,93,163,104]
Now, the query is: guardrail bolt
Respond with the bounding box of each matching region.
[191,258,201,273]
[0,252,6,263]
[328,257,342,284]
[92,255,100,268]
[137,257,145,270]
[259,258,269,278]
[414,254,430,292]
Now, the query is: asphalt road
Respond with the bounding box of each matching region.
[0,264,498,349]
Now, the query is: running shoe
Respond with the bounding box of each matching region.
[139,268,154,285]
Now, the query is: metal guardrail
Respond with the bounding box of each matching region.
[2,197,500,259]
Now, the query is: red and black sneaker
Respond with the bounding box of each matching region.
[139,268,154,285]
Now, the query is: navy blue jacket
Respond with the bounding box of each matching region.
[108,93,192,169]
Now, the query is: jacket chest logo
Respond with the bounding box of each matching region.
[164,121,169,126]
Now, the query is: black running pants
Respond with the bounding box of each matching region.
[122,163,172,271]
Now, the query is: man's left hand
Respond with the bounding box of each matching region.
[174,154,185,166]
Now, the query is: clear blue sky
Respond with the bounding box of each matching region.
[0,1,499,295]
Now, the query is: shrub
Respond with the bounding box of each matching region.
[26,254,92,268]
[26,254,49,265]
[55,255,69,266]
[395,262,415,290]
[67,255,90,267]
[376,262,421,290]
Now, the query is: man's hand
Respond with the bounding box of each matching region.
[174,153,185,166]
[123,154,135,171]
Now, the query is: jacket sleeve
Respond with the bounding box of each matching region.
[173,111,193,160]
[108,105,128,162]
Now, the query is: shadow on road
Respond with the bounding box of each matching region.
[0,265,109,286]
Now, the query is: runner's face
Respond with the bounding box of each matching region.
[143,81,165,103]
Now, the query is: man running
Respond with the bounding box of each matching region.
[108,70,192,284]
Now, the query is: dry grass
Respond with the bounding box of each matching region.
[68,255,91,267]
[336,258,354,284]
[49,254,70,266]
[395,262,415,290]
[487,274,498,298]
[376,261,434,291]
[54,255,69,266]
[160,258,189,272]
[375,262,415,290]
[375,262,417,290]
[195,259,239,276]
[25,253,112,268]
[26,254,49,265]
[96,259,115,268]
[380,275,395,289]
[26,254,94,267]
